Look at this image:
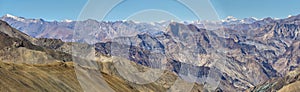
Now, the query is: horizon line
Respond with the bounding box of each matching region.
[2,13,300,23]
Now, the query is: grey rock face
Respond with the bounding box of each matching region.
[2,14,300,91]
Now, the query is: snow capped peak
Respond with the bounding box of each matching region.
[4,14,22,19]
[225,16,238,21]
[249,17,259,20]
[274,17,280,20]
[226,16,237,19]
[221,16,238,23]
[4,14,18,19]
[63,19,73,23]
[2,14,45,23]
[243,17,259,21]
[3,14,26,22]
[241,17,258,24]
[128,20,141,24]
[221,16,259,24]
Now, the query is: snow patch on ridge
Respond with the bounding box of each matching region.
[63,19,73,23]
[4,14,26,22]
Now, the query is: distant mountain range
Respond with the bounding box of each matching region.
[1,14,168,43]
[1,14,300,91]
[0,14,265,43]
[2,14,298,43]
[0,20,204,92]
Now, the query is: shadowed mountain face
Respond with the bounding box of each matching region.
[1,14,300,91]
[92,22,280,91]
[0,20,205,92]
[249,68,300,92]
[0,21,72,64]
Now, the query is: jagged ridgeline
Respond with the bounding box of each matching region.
[0,20,204,92]
[1,13,300,91]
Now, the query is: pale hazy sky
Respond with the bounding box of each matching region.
[1,0,300,21]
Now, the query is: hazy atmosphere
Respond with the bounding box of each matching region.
[1,0,300,92]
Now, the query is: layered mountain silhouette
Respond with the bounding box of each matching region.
[0,20,205,92]
[1,14,300,91]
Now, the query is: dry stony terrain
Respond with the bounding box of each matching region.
[0,20,204,92]
[2,14,300,91]
[249,68,300,92]
[0,60,204,92]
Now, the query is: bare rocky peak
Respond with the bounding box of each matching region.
[1,14,300,91]
[0,20,35,42]
[0,20,206,92]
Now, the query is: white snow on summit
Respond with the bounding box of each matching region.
[221,16,258,24]
[4,14,18,19]
[3,14,26,22]
[63,19,73,23]
[222,16,238,22]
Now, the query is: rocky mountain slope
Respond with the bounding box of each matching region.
[92,22,280,91]
[79,14,300,91]
[1,14,300,91]
[0,57,204,92]
[0,20,205,92]
[249,68,300,92]
[0,20,72,64]
[0,61,81,92]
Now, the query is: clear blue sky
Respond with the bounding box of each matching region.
[1,0,300,21]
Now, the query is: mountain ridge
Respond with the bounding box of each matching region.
[0,20,206,92]
[2,14,300,91]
